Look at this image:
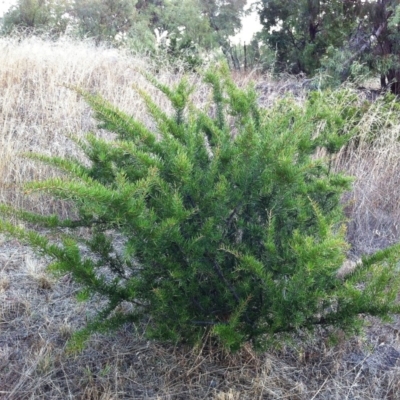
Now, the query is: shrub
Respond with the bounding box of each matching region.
[159,31,203,71]
[1,65,400,352]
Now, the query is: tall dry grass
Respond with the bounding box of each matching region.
[0,36,206,215]
[334,95,400,256]
[1,37,400,399]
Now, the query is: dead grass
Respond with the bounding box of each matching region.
[2,239,400,399]
[0,36,205,216]
[1,37,400,399]
[335,93,400,256]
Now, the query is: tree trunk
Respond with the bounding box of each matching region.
[309,22,318,42]
[386,69,400,95]
[380,74,387,89]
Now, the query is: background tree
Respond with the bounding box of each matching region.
[257,0,400,94]
[151,0,214,49]
[356,0,400,94]
[146,0,247,51]
[201,0,248,65]
[132,0,248,67]
[1,0,248,68]
[202,0,247,40]
[71,0,138,45]
[257,0,360,74]
[87,0,247,51]
[1,0,70,37]
[146,0,215,67]
[121,0,248,57]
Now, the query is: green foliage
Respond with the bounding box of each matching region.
[0,0,246,58]
[306,88,400,146]
[1,0,70,37]
[157,30,204,72]
[150,0,216,50]
[135,0,248,60]
[201,0,247,41]
[258,0,356,75]
[2,66,400,352]
[71,0,138,45]
[221,39,276,72]
[318,46,373,89]
[133,0,247,56]
[258,0,400,93]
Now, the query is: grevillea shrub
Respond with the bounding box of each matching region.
[1,65,400,352]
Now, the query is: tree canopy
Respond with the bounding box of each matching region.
[1,0,247,52]
[257,0,400,93]
[3,0,400,91]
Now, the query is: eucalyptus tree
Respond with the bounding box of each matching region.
[257,0,362,74]
[258,0,400,93]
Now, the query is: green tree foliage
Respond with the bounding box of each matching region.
[258,0,400,94]
[145,0,213,48]
[145,0,248,56]
[1,0,246,58]
[358,0,400,94]
[148,0,214,68]
[257,0,361,74]
[2,67,400,352]
[202,0,247,41]
[317,0,400,93]
[158,32,203,71]
[71,0,138,45]
[1,0,70,37]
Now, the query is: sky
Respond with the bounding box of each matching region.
[0,0,262,43]
[231,1,262,44]
[0,0,13,16]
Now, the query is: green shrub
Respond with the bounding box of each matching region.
[159,32,203,71]
[1,65,400,352]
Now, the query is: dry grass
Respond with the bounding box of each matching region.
[0,36,206,215]
[2,239,400,399]
[335,96,400,256]
[1,37,400,399]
